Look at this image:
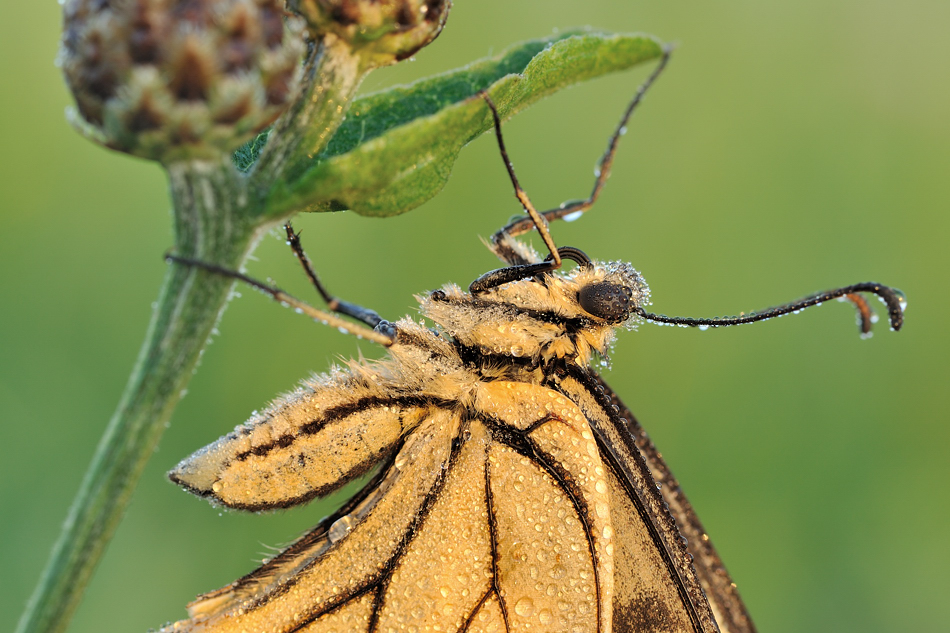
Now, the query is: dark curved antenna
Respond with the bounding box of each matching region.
[636,282,905,337]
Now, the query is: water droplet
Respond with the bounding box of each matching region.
[895,290,908,311]
[328,515,355,543]
[514,597,535,617]
[538,608,553,624]
[564,210,584,222]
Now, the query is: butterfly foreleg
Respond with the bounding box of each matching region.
[475,46,672,283]
[165,229,395,346]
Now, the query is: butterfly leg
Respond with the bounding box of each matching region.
[478,45,673,275]
[283,223,386,329]
[165,234,395,346]
[468,93,565,294]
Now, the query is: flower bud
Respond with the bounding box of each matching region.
[289,0,450,66]
[60,0,307,163]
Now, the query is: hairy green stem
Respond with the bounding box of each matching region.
[253,37,365,196]
[16,159,258,633]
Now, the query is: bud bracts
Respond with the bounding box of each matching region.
[290,0,450,66]
[61,0,306,162]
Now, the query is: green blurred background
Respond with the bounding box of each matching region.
[2,2,947,632]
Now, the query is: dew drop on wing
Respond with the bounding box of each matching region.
[698,324,709,331]
[564,210,584,222]
[328,515,355,543]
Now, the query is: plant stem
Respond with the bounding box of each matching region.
[16,159,258,633]
[254,36,365,210]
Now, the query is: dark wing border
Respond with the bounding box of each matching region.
[564,365,756,633]
[588,372,756,633]
[558,365,724,633]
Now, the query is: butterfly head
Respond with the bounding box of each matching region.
[420,260,650,368]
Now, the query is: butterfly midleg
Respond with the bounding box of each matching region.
[282,223,387,329]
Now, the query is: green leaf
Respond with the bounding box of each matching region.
[266,30,664,218]
[232,130,270,172]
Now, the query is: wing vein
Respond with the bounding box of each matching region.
[365,416,469,632]
[484,449,512,633]
[485,419,605,633]
[458,589,495,633]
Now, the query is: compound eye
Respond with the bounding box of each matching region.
[578,282,634,322]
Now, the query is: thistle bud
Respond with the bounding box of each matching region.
[60,0,306,163]
[289,0,450,66]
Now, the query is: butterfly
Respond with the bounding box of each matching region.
[160,47,904,633]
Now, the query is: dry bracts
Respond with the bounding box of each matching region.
[60,0,306,161]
